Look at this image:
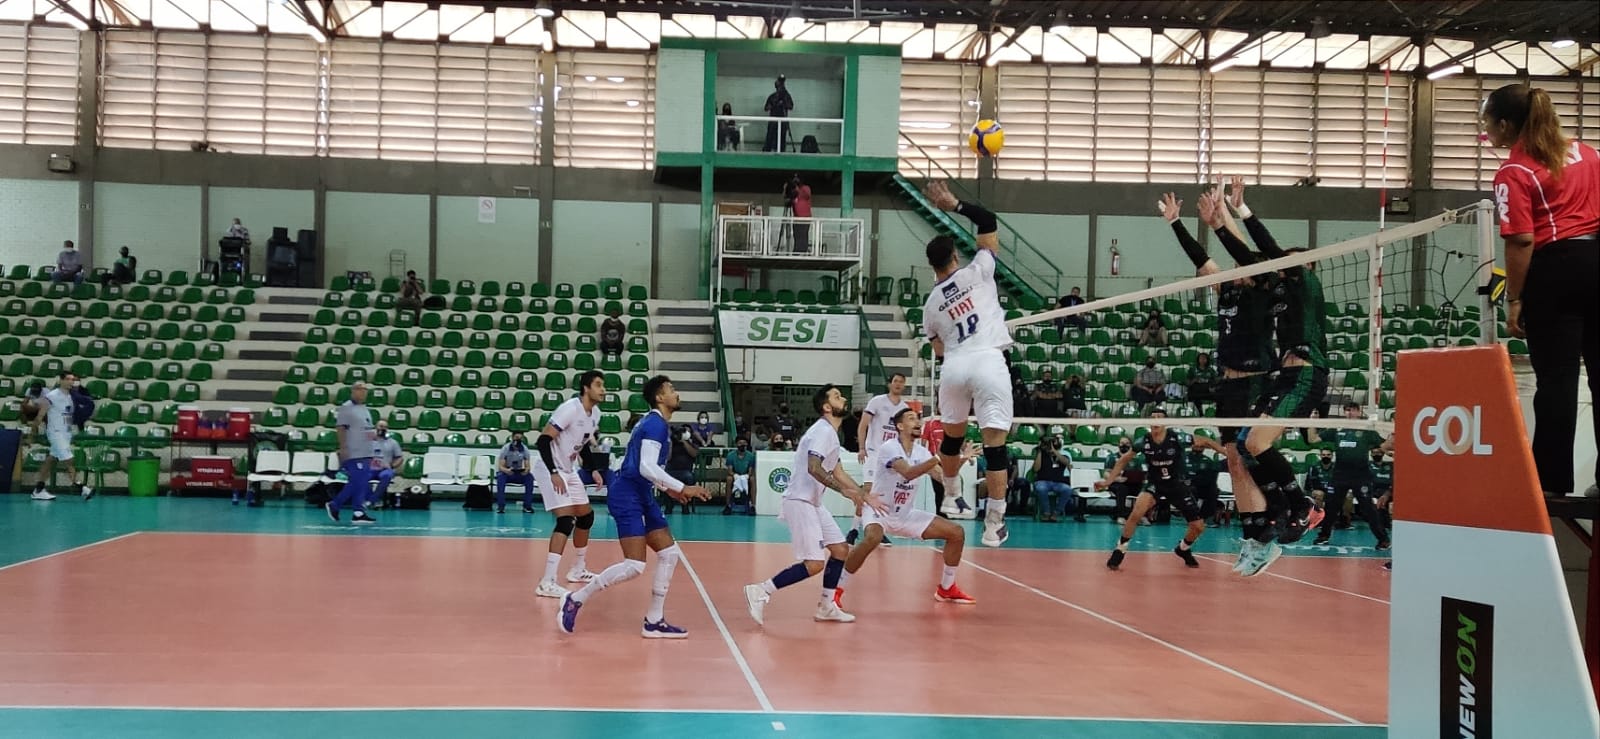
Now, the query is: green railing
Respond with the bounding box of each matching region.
[710,309,738,444]
[894,133,1063,304]
[856,308,890,391]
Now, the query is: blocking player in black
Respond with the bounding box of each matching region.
[1097,407,1226,570]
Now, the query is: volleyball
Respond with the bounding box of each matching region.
[968,119,1004,157]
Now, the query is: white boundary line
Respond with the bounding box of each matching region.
[1192,554,1392,605]
[0,532,141,573]
[0,704,1383,727]
[964,559,1364,725]
[677,551,774,713]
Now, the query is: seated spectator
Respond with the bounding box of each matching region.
[767,432,790,452]
[52,240,84,284]
[771,403,797,442]
[1011,369,1034,419]
[396,270,426,320]
[369,420,404,508]
[19,380,46,426]
[690,412,717,447]
[723,438,756,515]
[100,246,137,286]
[1031,435,1081,522]
[495,431,536,514]
[1062,374,1088,415]
[1187,353,1218,412]
[226,217,251,243]
[1103,437,1145,523]
[750,425,770,451]
[1031,367,1063,418]
[1137,310,1168,347]
[600,309,625,356]
[1130,358,1168,407]
[717,102,741,151]
[1055,286,1087,332]
[663,426,700,514]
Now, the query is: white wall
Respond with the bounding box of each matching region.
[435,196,539,282]
[93,182,202,275]
[324,191,430,281]
[0,177,78,270]
[551,199,652,288]
[209,187,314,274]
[657,202,702,300]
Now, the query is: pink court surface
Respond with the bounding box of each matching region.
[0,498,1389,738]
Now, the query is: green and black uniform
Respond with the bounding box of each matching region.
[1136,431,1202,523]
[1316,427,1389,544]
[1172,219,1275,443]
[1186,446,1221,519]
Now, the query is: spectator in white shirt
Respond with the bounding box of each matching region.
[52,240,84,284]
[226,218,250,243]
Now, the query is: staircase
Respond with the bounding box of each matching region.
[853,304,916,399]
[890,136,1066,311]
[193,288,320,412]
[649,300,724,427]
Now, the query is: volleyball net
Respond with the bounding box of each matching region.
[921,199,1498,452]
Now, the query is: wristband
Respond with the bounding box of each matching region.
[1235,203,1254,220]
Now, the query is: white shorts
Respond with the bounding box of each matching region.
[861,454,878,488]
[862,504,937,540]
[938,348,1013,430]
[780,498,846,562]
[731,473,749,495]
[47,430,74,462]
[534,465,589,509]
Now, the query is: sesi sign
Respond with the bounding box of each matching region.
[1413,405,1494,456]
[720,310,859,349]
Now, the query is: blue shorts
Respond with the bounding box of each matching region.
[607,475,668,539]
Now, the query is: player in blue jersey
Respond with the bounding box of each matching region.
[558,375,709,639]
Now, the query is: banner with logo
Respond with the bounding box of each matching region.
[1389,345,1598,738]
[719,311,858,349]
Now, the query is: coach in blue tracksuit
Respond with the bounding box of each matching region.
[329,382,378,524]
[496,431,537,514]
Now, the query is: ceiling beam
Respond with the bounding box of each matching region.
[46,0,97,29]
[1207,0,1246,29]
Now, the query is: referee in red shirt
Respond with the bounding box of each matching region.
[1483,83,1600,497]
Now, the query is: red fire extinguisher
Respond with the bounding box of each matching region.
[1109,240,1121,276]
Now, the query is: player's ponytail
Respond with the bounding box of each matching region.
[1484,84,1570,178]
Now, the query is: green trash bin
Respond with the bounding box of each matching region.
[127,454,160,497]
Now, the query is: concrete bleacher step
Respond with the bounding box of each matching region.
[264,294,322,307]
[248,330,304,342]
[257,311,311,324]
[227,369,284,382]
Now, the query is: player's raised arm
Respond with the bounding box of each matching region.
[1200,189,1264,267]
[1226,175,1286,258]
[1161,192,1219,275]
[923,180,1000,254]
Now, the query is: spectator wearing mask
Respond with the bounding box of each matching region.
[101,246,137,287]
[1062,375,1088,415]
[724,438,757,515]
[1031,367,1064,418]
[52,240,84,284]
[1304,450,1335,510]
[369,420,404,508]
[600,309,626,357]
[1186,438,1224,526]
[771,403,797,442]
[1187,353,1218,413]
[1130,358,1168,407]
[767,432,790,452]
[1031,435,1080,523]
[1055,287,1087,332]
[226,217,250,243]
[1103,436,1144,524]
[1137,311,1169,347]
[690,412,717,448]
[762,76,794,152]
[496,430,537,514]
[717,102,741,151]
[663,425,700,514]
[397,270,426,321]
[1010,367,1034,418]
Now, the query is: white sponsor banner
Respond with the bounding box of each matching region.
[719,310,858,349]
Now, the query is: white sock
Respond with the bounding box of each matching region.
[573,558,645,604]
[851,515,862,532]
[943,476,961,502]
[646,545,682,622]
[1178,539,1192,551]
[573,546,588,572]
[542,551,562,583]
[940,565,958,589]
[837,570,853,589]
[987,499,1007,524]
[820,588,836,605]
[760,580,777,595]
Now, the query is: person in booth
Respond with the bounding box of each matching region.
[1482,83,1600,498]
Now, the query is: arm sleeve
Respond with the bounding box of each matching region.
[1493,167,1534,236]
[1213,225,1263,267]
[1242,216,1286,258]
[954,200,998,235]
[1170,220,1209,269]
[534,434,557,470]
[639,439,684,493]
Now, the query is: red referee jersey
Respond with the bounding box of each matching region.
[921,418,944,453]
[1493,140,1600,248]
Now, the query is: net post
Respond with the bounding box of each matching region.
[1475,199,1496,346]
[1367,226,1384,418]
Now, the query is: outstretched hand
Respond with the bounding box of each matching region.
[1227,175,1246,211]
[922,180,960,212]
[1196,189,1222,228]
[1159,192,1183,223]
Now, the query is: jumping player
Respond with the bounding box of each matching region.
[850,371,910,546]
[1308,403,1394,548]
[919,180,1016,548]
[533,370,605,598]
[743,385,886,626]
[835,407,978,608]
[558,376,710,638]
[1097,407,1225,570]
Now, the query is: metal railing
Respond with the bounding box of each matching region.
[896,133,1064,302]
[710,309,738,444]
[714,115,843,154]
[718,215,864,260]
[856,308,889,392]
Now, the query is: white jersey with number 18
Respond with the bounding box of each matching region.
[921,250,1012,358]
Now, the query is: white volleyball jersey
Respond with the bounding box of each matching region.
[922,250,1012,358]
[861,394,909,457]
[783,419,841,506]
[875,439,932,513]
[541,397,600,474]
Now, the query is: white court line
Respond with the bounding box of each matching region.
[1192,554,1392,605]
[677,551,775,714]
[964,559,1364,725]
[0,704,1383,727]
[0,532,141,573]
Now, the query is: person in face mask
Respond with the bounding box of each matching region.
[368,420,405,509]
[664,425,700,515]
[1130,357,1169,408]
[1104,436,1145,524]
[496,431,537,515]
[724,437,758,515]
[690,413,717,447]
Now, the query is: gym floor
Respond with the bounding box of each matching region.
[0,497,1390,738]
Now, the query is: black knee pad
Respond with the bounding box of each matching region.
[575,511,595,530]
[982,445,1009,472]
[554,515,576,536]
[939,434,964,458]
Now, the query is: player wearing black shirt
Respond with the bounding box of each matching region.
[1098,408,1225,570]
[1308,404,1394,548]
